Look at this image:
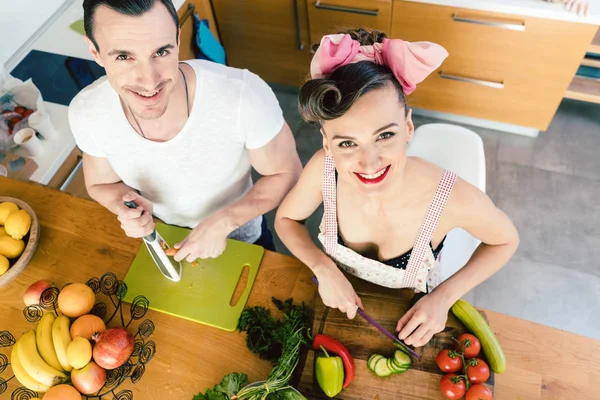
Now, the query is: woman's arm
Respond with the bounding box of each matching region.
[275,149,364,318]
[397,177,519,347]
[275,150,332,271]
[433,177,519,305]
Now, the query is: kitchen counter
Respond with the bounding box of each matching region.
[2,177,600,399]
[0,177,316,398]
[404,0,600,25]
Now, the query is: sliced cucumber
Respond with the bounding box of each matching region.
[393,350,412,369]
[374,357,393,377]
[368,354,384,372]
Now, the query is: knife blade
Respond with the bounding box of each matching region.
[124,200,182,282]
[311,275,420,360]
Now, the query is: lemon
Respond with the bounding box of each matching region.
[4,209,31,240]
[0,236,25,258]
[0,202,19,225]
[0,227,6,236]
[67,336,93,369]
[0,255,9,276]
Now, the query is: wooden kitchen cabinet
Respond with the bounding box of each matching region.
[306,0,392,45]
[212,0,312,86]
[47,147,91,200]
[565,27,600,104]
[178,0,221,62]
[391,1,598,130]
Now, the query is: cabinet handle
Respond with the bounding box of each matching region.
[293,0,304,50]
[314,1,379,16]
[452,13,525,31]
[60,157,83,191]
[180,3,195,26]
[440,71,505,89]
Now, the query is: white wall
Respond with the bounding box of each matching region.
[0,0,72,69]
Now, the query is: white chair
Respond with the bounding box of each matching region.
[407,123,486,283]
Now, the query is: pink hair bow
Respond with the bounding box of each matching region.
[309,34,448,95]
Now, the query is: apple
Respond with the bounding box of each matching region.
[23,279,53,306]
[71,361,107,395]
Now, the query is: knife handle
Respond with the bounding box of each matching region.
[123,200,156,241]
[311,275,421,360]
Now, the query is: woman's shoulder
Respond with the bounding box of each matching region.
[406,156,445,186]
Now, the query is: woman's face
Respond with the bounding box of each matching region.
[321,84,415,197]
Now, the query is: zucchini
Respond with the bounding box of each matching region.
[368,354,384,372]
[451,299,507,374]
[393,350,411,369]
[373,357,393,377]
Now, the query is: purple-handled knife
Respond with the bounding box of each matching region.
[311,276,421,360]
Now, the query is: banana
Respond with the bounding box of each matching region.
[35,313,64,372]
[16,330,66,387]
[51,315,73,372]
[10,339,51,392]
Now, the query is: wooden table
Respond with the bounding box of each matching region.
[1,176,599,399]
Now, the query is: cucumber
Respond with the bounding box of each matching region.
[387,358,408,374]
[368,354,384,372]
[452,299,507,374]
[373,357,393,377]
[393,350,412,369]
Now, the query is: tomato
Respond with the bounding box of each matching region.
[14,106,26,116]
[467,358,490,384]
[456,333,481,358]
[23,109,34,118]
[466,384,493,400]
[440,374,466,399]
[436,349,463,373]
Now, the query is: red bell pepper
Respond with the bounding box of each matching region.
[312,334,355,388]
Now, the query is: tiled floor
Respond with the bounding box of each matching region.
[265,87,600,340]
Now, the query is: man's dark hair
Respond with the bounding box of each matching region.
[83,0,180,51]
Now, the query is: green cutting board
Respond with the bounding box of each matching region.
[123,223,264,331]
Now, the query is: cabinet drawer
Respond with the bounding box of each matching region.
[308,0,392,45]
[391,1,596,130]
[213,0,312,86]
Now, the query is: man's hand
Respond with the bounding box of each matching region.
[117,191,155,238]
[173,214,230,262]
[563,0,589,15]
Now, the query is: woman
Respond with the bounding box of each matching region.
[275,29,519,348]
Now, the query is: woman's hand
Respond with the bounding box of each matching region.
[316,264,364,319]
[563,0,589,16]
[395,293,451,347]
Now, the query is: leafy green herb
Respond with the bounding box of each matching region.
[193,298,311,400]
[193,373,249,400]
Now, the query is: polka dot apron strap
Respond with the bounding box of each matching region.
[403,170,457,288]
[322,155,339,257]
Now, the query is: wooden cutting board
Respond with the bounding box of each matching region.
[298,274,495,399]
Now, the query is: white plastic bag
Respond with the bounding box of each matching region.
[0,71,46,151]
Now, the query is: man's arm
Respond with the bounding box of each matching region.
[83,153,154,237]
[214,121,302,233]
[172,121,302,261]
[83,153,133,214]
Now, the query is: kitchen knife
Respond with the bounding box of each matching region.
[311,275,420,360]
[124,201,182,282]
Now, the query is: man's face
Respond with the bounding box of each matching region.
[85,2,180,120]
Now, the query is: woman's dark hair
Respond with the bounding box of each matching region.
[299,28,407,123]
[83,0,179,51]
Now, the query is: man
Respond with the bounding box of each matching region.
[69,0,302,261]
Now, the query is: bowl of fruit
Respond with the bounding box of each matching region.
[0,272,155,399]
[0,197,39,287]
